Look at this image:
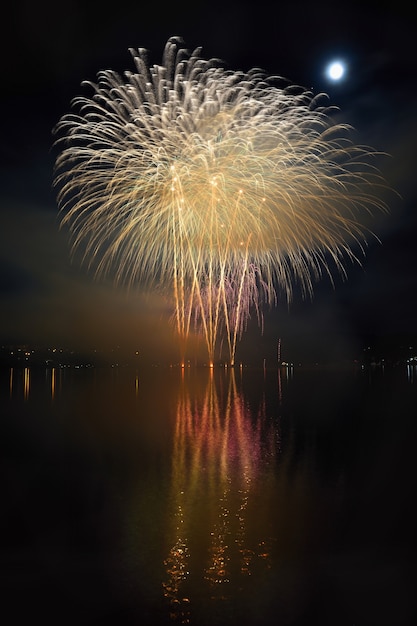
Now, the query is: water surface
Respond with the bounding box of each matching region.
[1,364,416,625]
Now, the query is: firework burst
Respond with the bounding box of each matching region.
[54,36,387,365]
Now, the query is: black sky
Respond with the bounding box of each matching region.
[1,0,416,363]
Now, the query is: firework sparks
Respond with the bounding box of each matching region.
[54,36,387,365]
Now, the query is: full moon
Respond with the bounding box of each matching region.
[326,60,346,82]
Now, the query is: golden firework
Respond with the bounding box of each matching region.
[54,37,387,365]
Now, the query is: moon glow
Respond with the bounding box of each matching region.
[326,60,346,81]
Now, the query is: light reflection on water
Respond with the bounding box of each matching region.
[163,369,278,623]
[1,363,417,625]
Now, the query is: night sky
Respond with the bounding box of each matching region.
[1,0,416,364]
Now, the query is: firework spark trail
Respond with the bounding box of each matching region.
[54,36,388,366]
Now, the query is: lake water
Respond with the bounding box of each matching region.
[1,363,416,625]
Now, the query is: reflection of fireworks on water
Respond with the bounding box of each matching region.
[162,370,276,619]
[54,36,387,365]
